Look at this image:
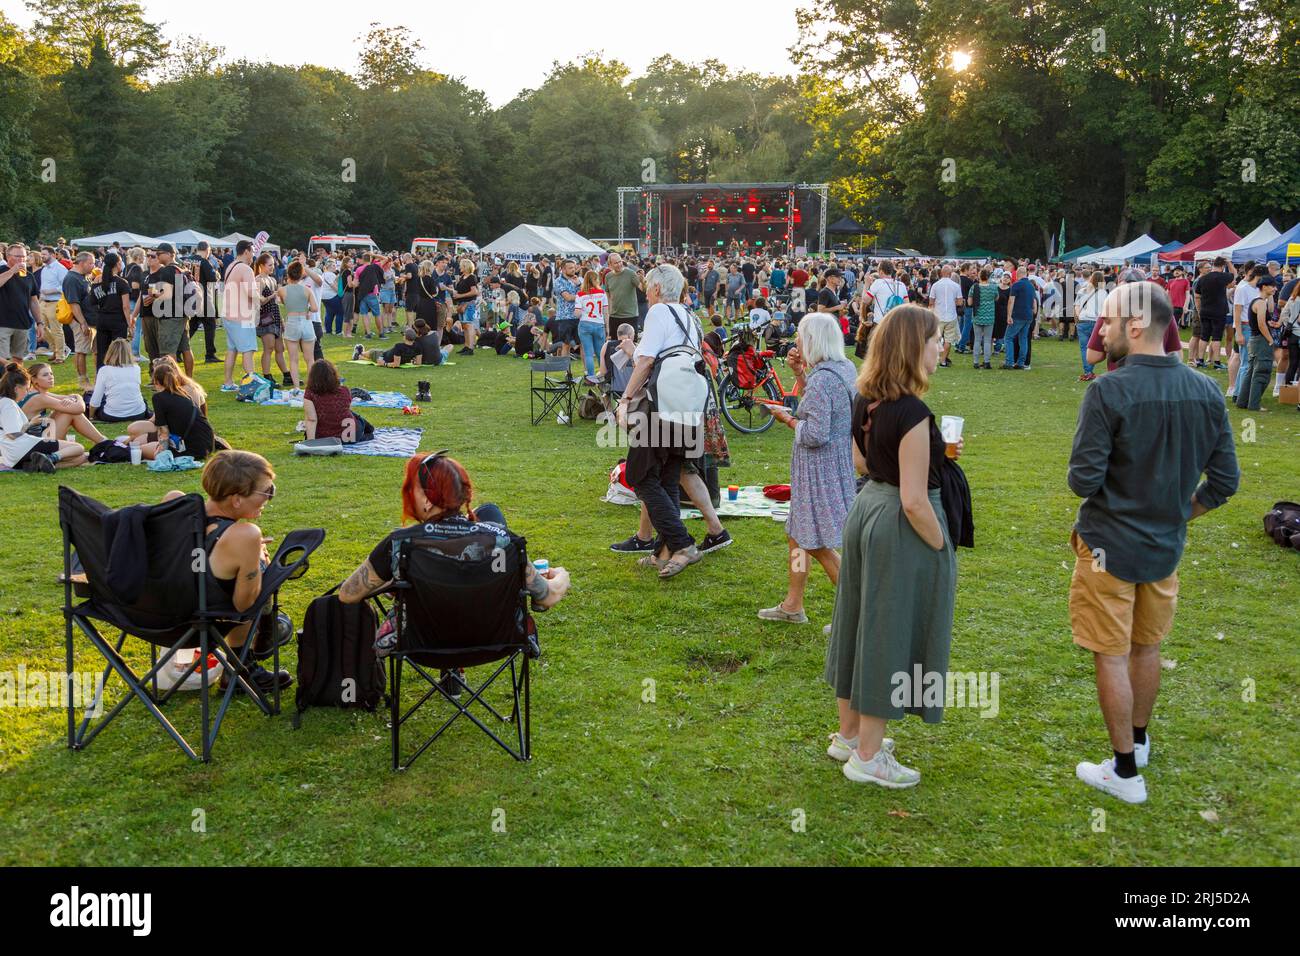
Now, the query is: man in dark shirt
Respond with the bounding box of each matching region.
[0,242,38,362]
[1192,257,1233,369]
[1067,281,1239,806]
[956,263,976,352]
[191,242,220,363]
[1005,275,1037,368]
[369,327,419,366]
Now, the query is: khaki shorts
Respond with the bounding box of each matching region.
[1068,530,1177,656]
[72,321,95,354]
[155,317,191,357]
[939,318,960,346]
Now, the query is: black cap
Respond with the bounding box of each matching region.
[156,241,175,254]
[1257,274,1278,287]
[824,268,842,278]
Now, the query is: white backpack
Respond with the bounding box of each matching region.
[647,305,708,427]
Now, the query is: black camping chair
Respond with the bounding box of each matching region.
[368,529,539,770]
[529,357,576,425]
[58,486,325,762]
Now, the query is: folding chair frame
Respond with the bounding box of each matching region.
[61,492,323,763]
[530,358,576,426]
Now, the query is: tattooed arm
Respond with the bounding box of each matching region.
[338,559,390,605]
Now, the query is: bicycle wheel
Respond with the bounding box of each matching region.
[718,372,780,433]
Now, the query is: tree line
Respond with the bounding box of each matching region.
[1,0,1296,257]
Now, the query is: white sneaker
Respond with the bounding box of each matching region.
[843,747,920,788]
[1134,736,1151,769]
[826,732,893,763]
[1075,757,1147,804]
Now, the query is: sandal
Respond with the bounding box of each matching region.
[658,545,702,579]
[637,552,666,571]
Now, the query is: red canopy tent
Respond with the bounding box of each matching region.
[1158,222,1240,262]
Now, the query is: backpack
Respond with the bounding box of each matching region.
[883,280,906,312]
[237,373,274,403]
[1263,501,1300,551]
[87,439,132,464]
[646,304,708,426]
[292,591,385,726]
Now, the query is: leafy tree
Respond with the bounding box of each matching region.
[26,0,166,75]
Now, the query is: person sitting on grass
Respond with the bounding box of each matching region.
[1,363,89,472]
[338,452,571,694]
[129,356,215,461]
[368,326,420,367]
[513,311,543,358]
[88,339,150,424]
[18,361,107,444]
[412,318,443,367]
[303,358,359,444]
[162,450,292,692]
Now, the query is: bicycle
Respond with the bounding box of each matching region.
[711,324,799,434]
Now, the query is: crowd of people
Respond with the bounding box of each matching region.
[0,233,1256,804]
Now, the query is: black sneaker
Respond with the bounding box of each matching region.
[221,662,293,693]
[610,534,656,554]
[982,362,992,369]
[1195,359,1206,368]
[699,529,733,554]
[457,347,474,355]
[439,669,466,701]
[939,358,952,368]
[282,373,293,386]
[18,452,56,474]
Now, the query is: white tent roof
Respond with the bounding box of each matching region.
[1089,234,1162,265]
[70,231,162,249]
[479,224,603,256]
[221,232,281,253]
[1195,220,1279,261]
[156,229,233,249]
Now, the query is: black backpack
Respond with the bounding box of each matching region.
[1263,501,1300,551]
[292,591,385,727]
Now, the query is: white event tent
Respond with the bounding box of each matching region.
[155,229,233,250]
[1089,234,1162,265]
[479,224,604,257]
[70,231,162,249]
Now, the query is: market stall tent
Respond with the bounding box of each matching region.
[220,232,282,254]
[1196,220,1280,261]
[70,231,162,249]
[479,224,603,257]
[1089,235,1162,265]
[1237,223,1300,264]
[156,229,232,250]
[1158,222,1239,262]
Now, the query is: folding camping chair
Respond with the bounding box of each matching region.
[368,528,540,770]
[58,486,325,762]
[529,357,576,425]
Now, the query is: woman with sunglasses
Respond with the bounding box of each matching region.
[162,451,292,692]
[338,451,571,665]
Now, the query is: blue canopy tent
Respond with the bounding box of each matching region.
[1154,240,1184,256]
[1234,222,1300,264]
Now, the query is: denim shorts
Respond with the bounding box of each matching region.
[460,302,480,330]
[358,294,381,317]
[379,289,397,305]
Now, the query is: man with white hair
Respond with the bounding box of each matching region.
[1067,281,1239,805]
[616,263,704,579]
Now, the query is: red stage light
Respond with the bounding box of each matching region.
[747,206,757,214]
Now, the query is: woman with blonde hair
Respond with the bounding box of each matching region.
[88,338,149,422]
[19,361,107,443]
[575,269,609,383]
[125,246,148,360]
[130,357,215,460]
[451,258,480,354]
[824,304,960,789]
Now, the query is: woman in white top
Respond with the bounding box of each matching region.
[89,339,150,422]
[1073,270,1106,381]
[0,363,88,471]
[575,270,609,384]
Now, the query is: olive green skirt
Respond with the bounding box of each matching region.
[824,479,956,722]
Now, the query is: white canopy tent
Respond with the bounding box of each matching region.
[155,229,233,250]
[479,224,604,257]
[70,230,162,249]
[1195,220,1279,261]
[220,232,281,254]
[1089,234,1162,265]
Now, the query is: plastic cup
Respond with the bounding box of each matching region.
[940,416,964,459]
[532,559,549,574]
[130,444,142,465]
[727,485,739,501]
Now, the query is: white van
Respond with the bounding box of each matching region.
[410,236,479,257]
[308,234,380,256]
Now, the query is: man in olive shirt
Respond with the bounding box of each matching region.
[1066,282,1239,805]
[603,253,641,337]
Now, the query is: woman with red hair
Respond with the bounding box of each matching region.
[339,451,571,669]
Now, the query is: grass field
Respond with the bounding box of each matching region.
[0,327,1296,866]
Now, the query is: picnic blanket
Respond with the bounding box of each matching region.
[341,427,423,458]
[681,485,788,522]
[259,390,412,409]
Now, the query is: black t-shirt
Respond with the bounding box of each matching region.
[367,516,509,582]
[357,263,385,297]
[90,276,131,326]
[454,275,478,300]
[414,332,441,365]
[384,341,419,364]
[1249,297,1273,338]
[152,389,215,459]
[124,263,145,304]
[817,286,841,312]
[959,274,975,297]
[1195,270,1232,316]
[196,257,218,316]
[146,264,180,318]
[0,265,35,330]
[741,262,755,282]
[403,263,420,301]
[514,324,536,355]
[852,394,943,489]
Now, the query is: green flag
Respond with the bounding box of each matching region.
[1058,219,1066,260]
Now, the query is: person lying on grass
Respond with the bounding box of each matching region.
[0,362,88,472]
[338,452,571,672]
[19,361,107,444]
[162,450,291,692]
[368,326,420,367]
[303,358,358,443]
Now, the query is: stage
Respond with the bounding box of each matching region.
[617,182,828,258]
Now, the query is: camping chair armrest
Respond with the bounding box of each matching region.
[229,528,326,622]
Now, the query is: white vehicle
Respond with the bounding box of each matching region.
[410,236,479,257]
[308,233,380,256]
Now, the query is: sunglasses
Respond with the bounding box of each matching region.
[249,484,276,500]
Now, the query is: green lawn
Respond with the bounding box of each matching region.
[0,328,1295,866]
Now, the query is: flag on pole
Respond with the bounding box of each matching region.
[1058,219,1066,260]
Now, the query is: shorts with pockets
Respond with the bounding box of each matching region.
[282,315,316,343]
[156,316,190,357]
[1068,530,1178,656]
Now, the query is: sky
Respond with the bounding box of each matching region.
[2,0,804,106]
